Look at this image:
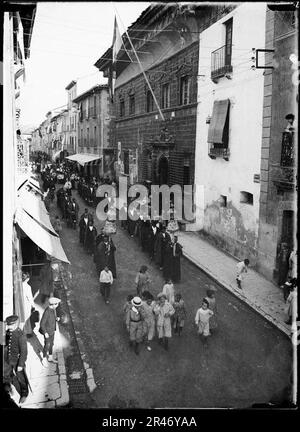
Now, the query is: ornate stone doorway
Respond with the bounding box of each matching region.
[158,155,169,186]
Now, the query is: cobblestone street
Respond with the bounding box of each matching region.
[51,189,292,409]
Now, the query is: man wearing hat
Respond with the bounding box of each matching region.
[126,297,144,355]
[4,315,29,404]
[39,297,61,365]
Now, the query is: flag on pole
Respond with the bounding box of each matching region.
[110,16,123,102]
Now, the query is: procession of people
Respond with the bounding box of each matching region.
[2,157,218,406]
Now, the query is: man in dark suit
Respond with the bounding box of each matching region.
[39,297,61,365]
[155,225,171,270]
[68,197,80,228]
[4,315,29,404]
[163,235,183,282]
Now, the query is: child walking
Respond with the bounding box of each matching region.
[135,265,151,298]
[204,286,218,333]
[141,292,156,351]
[172,293,186,336]
[195,298,214,344]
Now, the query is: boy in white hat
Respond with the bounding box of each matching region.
[39,297,61,365]
[126,297,144,355]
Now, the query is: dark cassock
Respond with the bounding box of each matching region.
[84,223,98,255]
[127,205,139,237]
[78,212,89,244]
[140,219,150,252]
[70,199,80,224]
[154,228,171,269]
[94,237,117,277]
[148,221,159,260]
[163,237,183,282]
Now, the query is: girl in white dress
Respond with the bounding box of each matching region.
[195,298,214,343]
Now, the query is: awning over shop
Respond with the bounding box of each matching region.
[16,175,43,198]
[18,190,58,236]
[207,99,230,144]
[52,149,63,162]
[66,153,102,166]
[16,174,41,190]
[15,207,70,263]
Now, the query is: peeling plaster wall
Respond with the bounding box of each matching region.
[203,199,259,264]
[194,3,267,265]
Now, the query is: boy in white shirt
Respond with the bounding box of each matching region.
[236,259,249,289]
[99,266,113,304]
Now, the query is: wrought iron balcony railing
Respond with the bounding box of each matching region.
[211,44,233,81]
[281,131,294,167]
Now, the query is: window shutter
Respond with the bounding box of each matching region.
[207,99,230,144]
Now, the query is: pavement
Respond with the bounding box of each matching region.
[10,306,69,408]
[177,231,291,336]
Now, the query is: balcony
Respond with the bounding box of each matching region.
[272,132,296,191]
[211,45,233,81]
[208,146,230,161]
[281,131,295,167]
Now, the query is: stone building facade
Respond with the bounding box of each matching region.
[73,84,111,177]
[95,3,236,214]
[257,5,298,284]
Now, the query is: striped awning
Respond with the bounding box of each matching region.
[18,190,58,235]
[66,153,102,166]
[207,99,230,144]
[15,206,70,263]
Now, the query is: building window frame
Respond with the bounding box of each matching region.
[161,83,170,109]
[120,99,125,117]
[146,90,154,113]
[179,75,191,106]
[129,94,135,115]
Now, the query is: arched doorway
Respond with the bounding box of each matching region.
[158,155,169,186]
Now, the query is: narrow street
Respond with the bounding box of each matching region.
[50,187,292,409]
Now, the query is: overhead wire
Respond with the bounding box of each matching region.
[19,14,262,52]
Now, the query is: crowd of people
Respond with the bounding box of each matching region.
[42,160,219,356]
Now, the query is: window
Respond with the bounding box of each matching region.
[93,95,97,117]
[208,99,230,160]
[219,195,227,207]
[85,99,89,119]
[129,95,135,115]
[94,126,97,146]
[87,127,89,146]
[224,18,233,69]
[240,191,253,205]
[161,83,170,109]
[120,99,125,117]
[123,150,129,175]
[211,18,233,80]
[180,76,190,105]
[146,90,154,113]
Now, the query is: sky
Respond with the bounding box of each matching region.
[19,1,150,128]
